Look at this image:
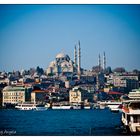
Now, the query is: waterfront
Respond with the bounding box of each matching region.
[0,108,134,136]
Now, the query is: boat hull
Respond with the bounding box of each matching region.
[52,106,71,109]
[15,104,48,110]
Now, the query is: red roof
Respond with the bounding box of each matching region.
[32,90,45,93]
[108,91,123,95]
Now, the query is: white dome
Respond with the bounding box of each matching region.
[56,53,66,59]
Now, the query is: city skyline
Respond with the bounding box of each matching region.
[0,4,140,72]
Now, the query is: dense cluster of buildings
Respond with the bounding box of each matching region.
[0,41,140,108]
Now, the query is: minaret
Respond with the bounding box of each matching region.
[55,58,59,77]
[77,40,81,79]
[103,51,106,71]
[98,53,101,71]
[74,45,77,67]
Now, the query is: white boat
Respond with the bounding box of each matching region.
[121,100,140,133]
[99,105,106,109]
[52,105,71,109]
[15,103,48,110]
[71,103,81,109]
[35,104,48,111]
[106,101,122,112]
[84,104,92,109]
[84,106,91,109]
[52,103,82,110]
[52,104,71,109]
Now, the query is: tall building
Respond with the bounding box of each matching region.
[69,86,93,103]
[31,90,47,104]
[74,45,77,68]
[2,86,32,106]
[103,52,106,71]
[95,52,106,73]
[0,90,2,107]
[113,78,139,92]
[128,88,140,100]
[77,40,81,79]
[98,54,101,71]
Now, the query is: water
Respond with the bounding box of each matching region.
[0,109,130,136]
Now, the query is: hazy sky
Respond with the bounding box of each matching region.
[0,4,140,72]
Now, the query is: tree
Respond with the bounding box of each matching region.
[105,66,112,74]
[113,67,126,73]
[133,69,140,74]
[36,66,44,75]
[48,73,54,77]
[29,68,36,76]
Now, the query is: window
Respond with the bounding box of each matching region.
[133,116,138,123]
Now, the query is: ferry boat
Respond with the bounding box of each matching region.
[52,104,71,109]
[15,103,48,110]
[106,101,122,112]
[121,100,140,133]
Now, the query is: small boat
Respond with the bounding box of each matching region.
[84,104,92,109]
[51,103,72,109]
[121,100,140,133]
[106,101,122,112]
[71,103,81,109]
[52,105,71,109]
[93,103,99,109]
[35,104,48,111]
[99,105,106,109]
[15,103,48,110]
[84,106,91,109]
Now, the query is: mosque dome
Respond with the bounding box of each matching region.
[56,53,66,59]
[46,43,82,75]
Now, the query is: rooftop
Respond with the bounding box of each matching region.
[130,88,140,93]
[3,86,25,91]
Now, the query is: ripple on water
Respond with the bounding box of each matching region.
[0,109,126,136]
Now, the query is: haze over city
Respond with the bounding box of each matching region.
[0,4,140,72]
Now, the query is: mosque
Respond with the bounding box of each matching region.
[46,41,107,79]
[46,41,81,78]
